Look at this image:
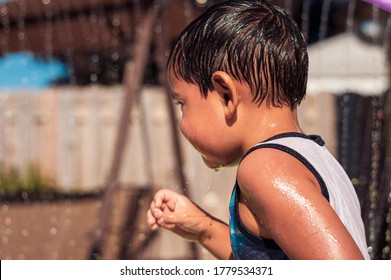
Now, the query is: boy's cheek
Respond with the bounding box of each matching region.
[179,123,197,146]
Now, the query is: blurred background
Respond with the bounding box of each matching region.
[0,0,390,260]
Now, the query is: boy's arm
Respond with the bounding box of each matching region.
[147,189,232,259]
[237,148,364,260]
[195,214,232,260]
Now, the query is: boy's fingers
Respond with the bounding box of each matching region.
[150,200,162,214]
[149,189,186,226]
[161,212,185,225]
[160,189,180,212]
[149,222,159,230]
[146,209,157,229]
[153,194,162,208]
[164,198,178,212]
[154,189,172,208]
[150,201,156,212]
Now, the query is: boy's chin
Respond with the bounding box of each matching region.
[202,156,237,171]
[202,157,224,170]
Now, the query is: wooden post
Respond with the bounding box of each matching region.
[90,5,156,260]
[154,1,199,260]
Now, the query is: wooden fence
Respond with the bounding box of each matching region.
[0,85,237,259]
[1,86,175,190]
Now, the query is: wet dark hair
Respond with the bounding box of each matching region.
[167,0,308,109]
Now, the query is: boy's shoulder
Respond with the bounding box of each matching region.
[237,146,302,179]
[236,146,320,200]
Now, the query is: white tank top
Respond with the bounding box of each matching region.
[257,132,370,259]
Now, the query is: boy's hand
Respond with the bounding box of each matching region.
[146,189,211,242]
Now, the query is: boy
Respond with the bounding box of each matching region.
[146,0,370,259]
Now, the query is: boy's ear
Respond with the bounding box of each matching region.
[211,71,239,119]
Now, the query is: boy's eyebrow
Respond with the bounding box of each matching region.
[171,92,180,99]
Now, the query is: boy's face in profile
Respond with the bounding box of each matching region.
[167,69,241,170]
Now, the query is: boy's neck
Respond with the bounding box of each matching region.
[240,105,303,153]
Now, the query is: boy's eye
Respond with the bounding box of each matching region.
[174,100,184,108]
